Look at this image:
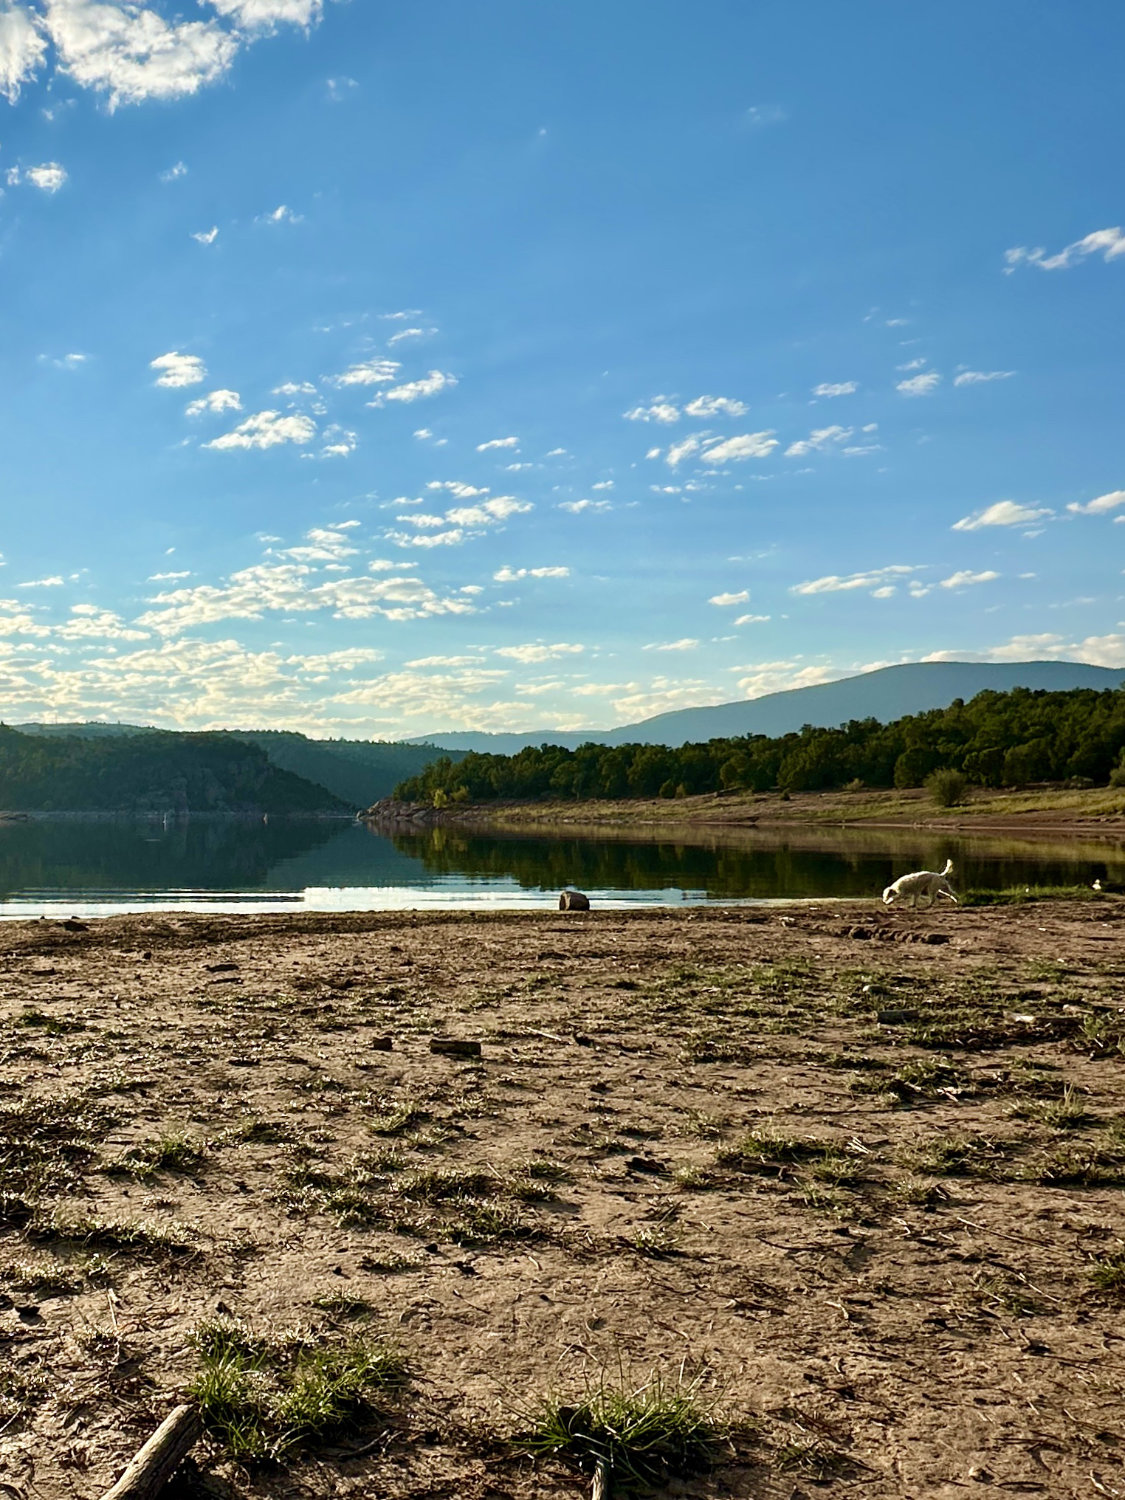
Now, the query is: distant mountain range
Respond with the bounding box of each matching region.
[405,660,1125,753]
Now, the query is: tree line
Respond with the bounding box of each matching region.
[393,685,1125,803]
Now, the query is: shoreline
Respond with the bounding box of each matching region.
[4,897,1124,1498]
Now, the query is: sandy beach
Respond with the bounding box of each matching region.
[2,898,1124,1498]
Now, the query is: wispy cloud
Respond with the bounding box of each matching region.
[952,500,1052,531]
[811,381,857,398]
[493,565,569,581]
[1066,489,1125,516]
[477,436,519,452]
[792,564,920,596]
[953,369,1015,386]
[559,499,612,514]
[785,425,852,458]
[495,643,584,663]
[709,590,750,606]
[940,569,1000,589]
[329,357,400,388]
[0,6,47,103]
[160,161,188,182]
[259,203,302,225]
[191,226,219,245]
[701,432,778,464]
[20,162,67,192]
[643,638,699,652]
[370,370,457,405]
[1004,227,1125,273]
[896,371,941,396]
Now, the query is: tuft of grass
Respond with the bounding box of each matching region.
[1089,1251,1125,1299]
[1010,1084,1096,1130]
[971,1270,1043,1318]
[0,1093,116,1198]
[1033,1141,1125,1187]
[0,1365,50,1426]
[628,1224,678,1258]
[366,1093,431,1136]
[30,1210,192,1254]
[0,1252,109,1297]
[716,1129,830,1176]
[776,1434,851,1480]
[512,1374,730,1491]
[891,1174,951,1210]
[103,1132,207,1180]
[188,1318,407,1460]
[902,1133,1018,1180]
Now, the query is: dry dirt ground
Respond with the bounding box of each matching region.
[2,900,1125,1499]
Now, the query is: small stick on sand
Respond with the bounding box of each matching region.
[99,1405,202,1500]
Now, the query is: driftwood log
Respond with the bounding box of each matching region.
[559,889,591,911]
[99,1404,201,1500]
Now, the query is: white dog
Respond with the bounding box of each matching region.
[882,858,958,909]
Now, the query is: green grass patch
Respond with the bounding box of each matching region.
[512,1374,732,1491]
[188,1318,407,1460]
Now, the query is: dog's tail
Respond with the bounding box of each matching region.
[940,858,954,878]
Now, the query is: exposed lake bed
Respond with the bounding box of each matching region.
[3,898,1125,1496]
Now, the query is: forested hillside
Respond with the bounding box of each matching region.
[0,727,349,814]
[394,686,1125,802]
[16,722,459,807]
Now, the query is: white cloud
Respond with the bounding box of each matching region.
[329,357,399,387]
[477,436,519,451]
[0,5,47,102]
[370,369,457,405]
[260,203,301,224]
[185,388,241,417]
[701,431,778,464]
[953,369,1016,386]
[733,613,770,625]
[896,358,926,372]
[148,570,190,581]
[939,569,1000,589]
[1067,489,1125,516]
[494,643,584,663]
[683,395,747,418]
[709,590,750,607]
[665,436,701,468]
[811,381,857,398]
[273,380,317,397]
[792,564,920,596]
[559,499,611,514]
[138,556,473,635]
[191,225,219,245]
[952,500,1053,531]
[427,480,488,499]
[56,604,148,641]
[160,160,187,181]
[203,410,316,451]
[16,575,64,588]
[784,424,852,458]
[40,351,87,369]
[404,654,485,669]
[24,161,67,192]
[277,526,358,563]
[643,638,698,652]
[591,480,614,490]
[624,399,679,424]
[925,633,1125,669]
[209,0,322,29]
[896,372,941,396]
[387,326,435,345]
[1005,227,1125,273]
[736,663,840,698]
[493,565,569,582]
[445,496,531,525]
[319,424,356,458]
[151,351,206,387]
[43,0,240,109]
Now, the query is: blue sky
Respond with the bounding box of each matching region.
[0,0,1122,739]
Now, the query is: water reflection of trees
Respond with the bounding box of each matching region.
[390,828,1120,899]
[0,817,343,896]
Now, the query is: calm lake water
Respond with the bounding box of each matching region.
[0,816,1118,918]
